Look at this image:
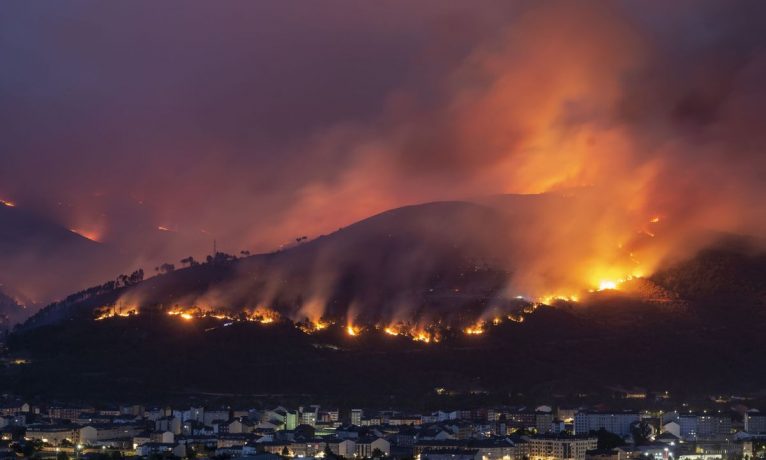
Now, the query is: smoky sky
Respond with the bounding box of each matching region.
[2,1,766,301]
[1,1,517,252]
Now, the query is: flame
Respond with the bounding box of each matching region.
[168,308,199,320]
[167,307,199,318]
[157,226,172,232]
[245,307,280,324]
[0,199,15,207]
[597,280,619,291]
[384,326,399,336]
[539,294,579,305]
[95,306,139,320]
[296,317,332,333]
[523,303,540,314]
[464,321,485,335]
[412,330,439,343]
[381,321,440,343]
[649,216,660,223]
[507,314,525,323]
[346,324,361,336]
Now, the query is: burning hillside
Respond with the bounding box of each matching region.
[8,201,766,401]
[7,244,766,403]
[20,194,703,340]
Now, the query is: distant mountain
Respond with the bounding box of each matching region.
[21,200,521,329]
[0,289,25,331]
[21,196,764,330]
[0,203,116,309]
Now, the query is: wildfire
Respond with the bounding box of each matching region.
[411,330,439,343]
[464,321,485,335]
[539,294,579,305]
[384,326,399,336]
[296,317,332,333]
[0,199,15,207]
[380,322,441,343]
[94,306,139,320]
[167,307,201,320]
[507,314,525,323]
[598,280,619,291]
[588,264,645,292]
[346,324,361,336]
[88,264,655,343]
[595,274,641,291]
[522,303,540,314]
[245,307,280,324]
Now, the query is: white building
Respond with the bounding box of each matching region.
[678,413,731,441]
[662,421,681,438]
[355,437,391,458]
[79,424,143,445]
[574,412,639,437]
[744,412,766,434]
[351,409,363,426]
[527,434,597,460]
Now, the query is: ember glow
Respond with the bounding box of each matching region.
[380,323,441,343]
[463,322,486,336]
[94,306,139,321]
[383,326,399,336]
[597,280,619,291]
[346,324,361,337]
[68,228,102,243]
[297,318,332,334]
[93,298,513,343]
[245,307,280,325]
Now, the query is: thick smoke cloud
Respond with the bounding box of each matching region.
[1,1,765,303]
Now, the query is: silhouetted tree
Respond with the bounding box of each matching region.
[128,269,144,285]
[180,257,199,267]
[156,263,175,274]
[630,420,654,445]
[206,252,236,265]
[594,429,624,449]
